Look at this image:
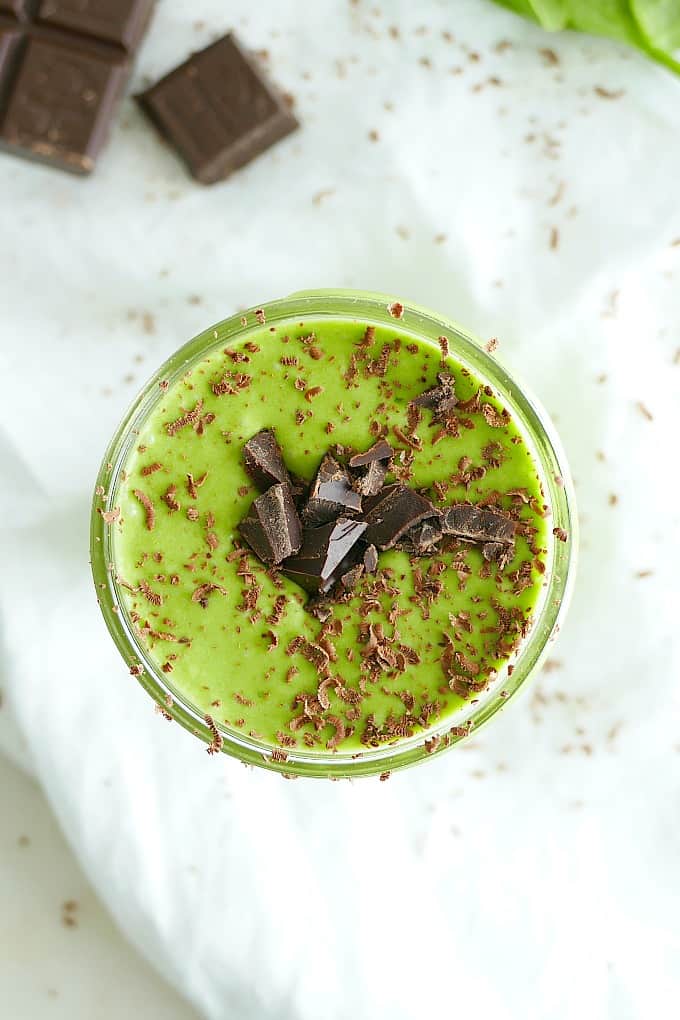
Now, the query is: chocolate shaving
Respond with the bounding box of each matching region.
[363,544,379,573]
[133,489,156,531]
[204,715,223,755]
[166,400,204,437]
[162,485,180,513]
[192,583,227,608]
[139,580,163,606]
[481,403,510,428]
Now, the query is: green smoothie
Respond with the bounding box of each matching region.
[107,316,550,756]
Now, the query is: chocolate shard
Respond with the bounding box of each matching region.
[340,563,364,591]
[308,598,333,623]
[348,439,394,468]
[349,439,393,497]
[283,518,368,594]
[441,504,515,546]
[135,34,299,185]
[482,541,515,569]
[243,429,289,491]
[410,373,457,419]
[362,484,439,551]
[400,518,443,556]
[354,458,388,497]
[363,544,379,574]
[239,483,302,564]
[303,454,362,524]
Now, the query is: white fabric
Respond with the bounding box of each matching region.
[1,2,680,1018]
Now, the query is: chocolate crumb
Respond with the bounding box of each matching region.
[387,301,404,319]
[100,507,121,525]
[636,401,653,422]
[549,227,559,250]
[594,86,624,99]
[141,462,163,477]
[255,308,266,324]
[438,335,449,359]
[553,527,568,543]
[485,337,499,353]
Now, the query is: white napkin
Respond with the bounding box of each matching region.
[1,2,679,1018]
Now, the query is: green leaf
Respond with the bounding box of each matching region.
[566,0,647,46]
[491,0,542,17]
[529,0,569,30]
[485,0,680,77]
[630,0,680,51]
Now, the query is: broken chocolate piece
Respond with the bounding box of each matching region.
[239,483,302,564]
[303,453,362,524]
[363,544,379,574]
[410,373,457,419]
[243,429,289,490]
[354,458,388,497]
[441,504,515,545]
[283,518,368,594]
[482,541,514,569]
[348,438,393,497]
[362,484,439,550]
[400,518,443,555]
[348,439,394,468]
[340,563,364,591]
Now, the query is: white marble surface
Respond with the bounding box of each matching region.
[1,2,680,1019]
[0,754,199,1020]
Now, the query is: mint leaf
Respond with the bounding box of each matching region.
[566,0,647,46]
[630,0,680,50]
[486,0,680,77]
[491,0,541,16]
[530,0,569,30]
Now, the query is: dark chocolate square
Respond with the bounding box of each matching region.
[37,0,155,53]
[0,0,29,19]
[136,34,298,185]
[0,36,127,173]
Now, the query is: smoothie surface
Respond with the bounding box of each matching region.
[109,316,550,755]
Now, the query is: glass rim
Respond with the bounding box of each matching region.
[91,289,578,779]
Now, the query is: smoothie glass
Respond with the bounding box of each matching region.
[91,290,577,778]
